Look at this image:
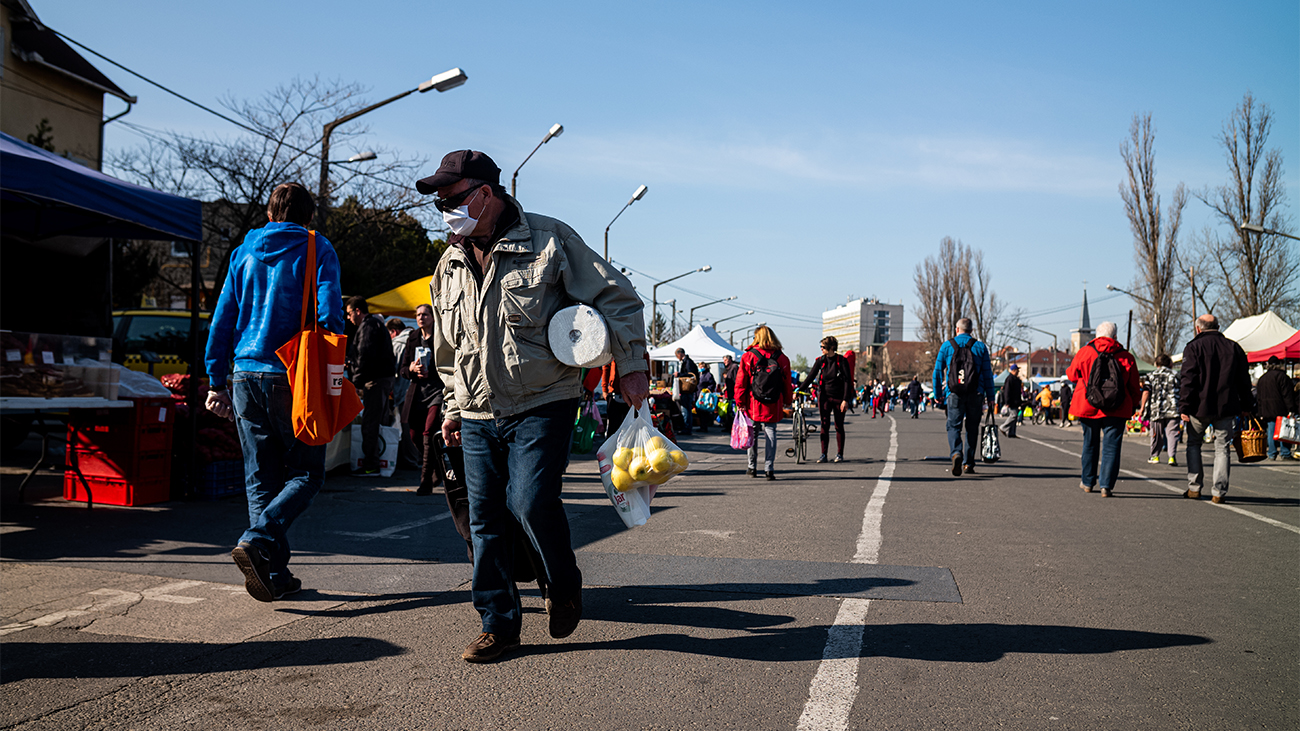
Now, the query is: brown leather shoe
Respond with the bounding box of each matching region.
[1182,490,1200,499]
[1211,495,1225,504]
[1080,483,1093,493]
[951,455,963,477]
[546,592,583,639]
[461,632,520,663]
[1101,489,1112,497]
[963,464,974,474]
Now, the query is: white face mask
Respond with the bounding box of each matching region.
[441,188,482,235]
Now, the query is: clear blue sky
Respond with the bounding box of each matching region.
[42,0,1300,364]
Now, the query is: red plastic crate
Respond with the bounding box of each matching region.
[67,448,171,482]
[63,472,170,506]
[67,398,175,454]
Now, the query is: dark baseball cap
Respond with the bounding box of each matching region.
[415,150,501,194]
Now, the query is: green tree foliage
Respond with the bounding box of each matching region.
[791,354,809,373]
[27,119,55,152]
[327,196,447,297]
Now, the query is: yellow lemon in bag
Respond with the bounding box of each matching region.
[612,447,633,470]
[646,470,671,485]
[611,467,635,492]
[669,450,689,471]
[628,456,652,483]
[646,435,668,452]
[647,448,673,476]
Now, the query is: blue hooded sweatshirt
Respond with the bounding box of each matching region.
[204,222,344,389]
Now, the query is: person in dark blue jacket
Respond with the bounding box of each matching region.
[204,182,344,603]
[931,318,996,477]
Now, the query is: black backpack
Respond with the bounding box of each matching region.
[751,349,784,404]
[1085,344,1125,410]
[947,338,978,396]
[819,354,848,393]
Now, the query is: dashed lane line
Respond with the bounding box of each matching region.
[333,512,453,540]
[1020,434,1299,535]
[0,581,209,636]
[797,414,898,731]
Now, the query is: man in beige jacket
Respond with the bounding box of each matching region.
[417,150,648,663]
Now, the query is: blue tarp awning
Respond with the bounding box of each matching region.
[0,131,201,244]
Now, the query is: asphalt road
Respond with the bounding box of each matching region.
[2,407,1297,730]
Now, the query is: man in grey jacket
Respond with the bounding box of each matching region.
[418,150,649,663]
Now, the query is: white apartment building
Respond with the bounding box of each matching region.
[822,299,904,352]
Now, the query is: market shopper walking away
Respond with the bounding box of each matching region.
[797,336,853,463]
[735,325,794,480]
[1059,380,1074,427]
[907,376,923,418]
[204,182,343,603]
[346,296,397,475]
[999,364,1023,438]
[674,348,700,436]
[1066,322,1141,498]
[1179,314,1255,503]
[418,150,648,663]
[932,318,995,477]
[1036,383,1055,425]
[1256,356,1297,460]
[1138,354,1181,465]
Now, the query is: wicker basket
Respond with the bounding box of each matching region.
[1235,418,1267,463]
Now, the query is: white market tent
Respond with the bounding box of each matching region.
[648,325,743,363]
[1173,311,1297,362]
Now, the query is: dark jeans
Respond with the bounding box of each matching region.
[1080,416,1125,490]
[357,377,394,469]
[946,393,984,466]
[460,398,582,637]
[231,372,325,587]
[676,391,697,434]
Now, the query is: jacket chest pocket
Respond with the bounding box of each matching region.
[499,258,559,328]
[438,284,473,351]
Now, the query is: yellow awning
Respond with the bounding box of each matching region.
[365,275,433,317]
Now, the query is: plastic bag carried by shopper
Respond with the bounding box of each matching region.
[595,403,689,528]
[731,409,753,450]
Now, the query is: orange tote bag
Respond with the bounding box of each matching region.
[275,231,363,445]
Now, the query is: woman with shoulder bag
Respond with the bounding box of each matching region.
[734,326,794,480]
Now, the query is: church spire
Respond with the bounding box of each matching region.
[1079,290,1091,330]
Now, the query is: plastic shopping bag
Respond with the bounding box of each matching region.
[595,403,689,528]
[731,408,753,450]
[350,424,399,476]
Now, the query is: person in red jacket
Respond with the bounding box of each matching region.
[734,325,794,480]
[1066,321,1142,497]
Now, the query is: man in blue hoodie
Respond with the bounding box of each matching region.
[932,317,996,477]
[204,182,344,602]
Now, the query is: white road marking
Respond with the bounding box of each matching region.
[0,581,207,636]
[333,512,452,540]
[1021,434,1299,535]
[797,415,897,731]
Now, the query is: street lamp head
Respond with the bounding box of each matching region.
[628,184,648,205]
[348,151,377,162]
[726,296,737,301]
[420,68,468,93]
[543,123,564,143]
[1240,222,1266,234]
[1105,284,1117,291]
[699,265,712,272]
[745,310,754,315]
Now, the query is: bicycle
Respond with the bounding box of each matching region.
[786,391,816,463]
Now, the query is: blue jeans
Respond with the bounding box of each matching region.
[231,372,326,587]
[1079,417,1125,490]
[461,398,582,637]
[946,393,984,466]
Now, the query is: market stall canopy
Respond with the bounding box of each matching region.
[366,275,434,317]
[1248,330,1300,363]
[0,132,202,248]
[648,325,743,362]
[1173,311,1297,363]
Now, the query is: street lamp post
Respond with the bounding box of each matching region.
[604,185,648,261]
[998,332,1032,374]
[710,309,753,331]
[1241,222,1300,241]
[1017,323,1059,378]
[727,323,760,346]
[665,300,677,341]
[510,123,563,198]
[651,265,710,345]
[688,296,737,329]
[317,67,466,229]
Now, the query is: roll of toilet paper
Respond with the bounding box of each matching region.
[548,304,613,368]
